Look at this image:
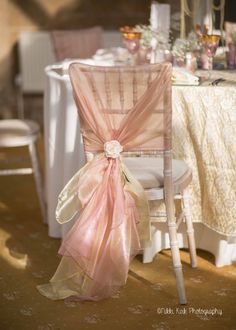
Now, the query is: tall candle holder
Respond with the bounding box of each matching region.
[120,26,141,64]
[200,34,220,79]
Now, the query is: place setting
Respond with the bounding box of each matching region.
[53,9,236,88]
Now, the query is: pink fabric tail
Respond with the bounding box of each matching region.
[58,158,140,300]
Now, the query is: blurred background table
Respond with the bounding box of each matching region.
[44,64,236,266]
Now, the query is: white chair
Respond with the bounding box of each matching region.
[0,119,46,221]
[68,62,197,304]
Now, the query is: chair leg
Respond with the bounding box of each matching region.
[142,224,157,263]
[143,245,155,263]
[28,140,46,222]
[182,190,197,268]
[16,80,25,119]
[167,221,187,304]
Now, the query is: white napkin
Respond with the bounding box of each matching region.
[93,47,130,65]
[172,67,199,86]
[93,49,115,62]
[61,58,96,72]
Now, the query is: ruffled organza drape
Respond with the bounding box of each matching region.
[37,63,171,301]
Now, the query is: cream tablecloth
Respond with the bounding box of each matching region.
[173,83,236,236]
[44,66,85,238]
[44,66,236,266]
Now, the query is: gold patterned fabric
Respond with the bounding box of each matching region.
[171,82,236,236]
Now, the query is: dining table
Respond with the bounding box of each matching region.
[43,54,236,267]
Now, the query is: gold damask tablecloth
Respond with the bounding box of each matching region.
[172,74,236,236]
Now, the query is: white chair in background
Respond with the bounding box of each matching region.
[51,26,103,61]
[0,119,46,222]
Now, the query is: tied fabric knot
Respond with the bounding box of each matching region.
[104,140,123,158]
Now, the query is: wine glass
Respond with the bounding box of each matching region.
[120,26,141,64]
[200,34,220,79]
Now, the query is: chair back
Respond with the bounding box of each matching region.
[18,31,56,93]
[51,26,103,61]
[68,63,172,160]
[225,21,236,45]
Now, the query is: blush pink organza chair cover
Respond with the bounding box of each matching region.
[51,26,103,61]
[37,63,172,301]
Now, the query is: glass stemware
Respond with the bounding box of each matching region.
[200,34,220,79]
[120,26,141,64]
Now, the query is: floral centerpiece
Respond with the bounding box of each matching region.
[135,24,169,50]
[135,24,170,63]
[172,31,201,59]
[172,31,202,70]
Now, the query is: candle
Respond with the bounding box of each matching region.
[150,1,159,31]
[164,49,173,63]
[150,1,170,37]
[185,52,197,72]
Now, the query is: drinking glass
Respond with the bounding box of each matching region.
[120,26,141,64]
[200,34,220,79]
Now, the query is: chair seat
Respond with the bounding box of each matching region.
[0,120,40,147]
[123,157,192,198]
